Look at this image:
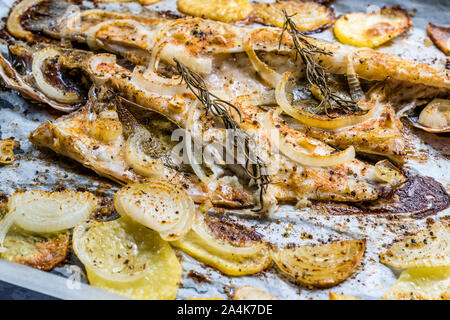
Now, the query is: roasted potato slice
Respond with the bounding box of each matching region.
[178,0,253,23]
[253,0,334,32]
[329,292,359,300]
[0,138,18,164]
[172,214,271,276]
[233,286,278,300]
[334,6,411,48]
[272,240,366,288]
[380,222,450,268]
[0,228,69,271]
[427,23,450,56]
[382,266,450,300]
[73,217,181,300]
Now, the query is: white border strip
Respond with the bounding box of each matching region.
[0,259,128,300]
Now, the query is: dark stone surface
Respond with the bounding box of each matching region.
[0,280,58,300]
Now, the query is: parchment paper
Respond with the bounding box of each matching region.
[0,0,448,300]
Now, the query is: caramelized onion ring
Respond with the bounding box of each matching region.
[6,0,44,41]
[243,38,281,88]
[264,109,355,167]
[32,47,81,104]
[276,72,378,129]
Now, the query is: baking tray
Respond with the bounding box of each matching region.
[0,0,448,300]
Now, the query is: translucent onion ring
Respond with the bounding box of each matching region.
[263,109,355,167]
[416,98,450,133]
[276,72,378,129]
[113,179,195,241]
[6,0,44,41]
[32,47,81,104]
[243,37,281,88]
[124,127,167,178]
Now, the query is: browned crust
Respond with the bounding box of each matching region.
[317,173,450,219]
[3,231,70,271]
[427,23,450,56]
[205,214,263,247]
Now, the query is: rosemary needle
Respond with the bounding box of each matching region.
[174,58,270,211]
[279,9,365,117]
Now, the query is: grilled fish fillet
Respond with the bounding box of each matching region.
[16,1,449,160]
[22,2,450,89]
[29,101,254,208]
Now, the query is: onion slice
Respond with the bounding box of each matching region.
[6,0,44,41]
[346,50,365,102]
[276,72,378,129]
[272,239,366,288]
[0,190,98,249]
[7,190,98,234]
[125,127,166,178]
[0,54,77,112]
[185,104,212,186]
[113,179,195,241]
[32,47,81,104]
[379,222,449,268]
[263,109,355,167]
[243,37,281,88]
[131,40,187,95]
[416,98,450,133]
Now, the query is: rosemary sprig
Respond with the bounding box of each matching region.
[174,58,270,211]
[279,9,364,116]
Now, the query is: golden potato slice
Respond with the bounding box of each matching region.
[329,292,359,300]
[233,286,278,300]
[254,0,334,32]
[382,266,450,300]
[273,240,366,288]
[0,138,17,164]
[380,222,450,268]
[1,228,69,271]
[334,6,411,48]
[73,217,181,300]
[427,23,450,55]
[172,214,271,276]
[178,0,253,22]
